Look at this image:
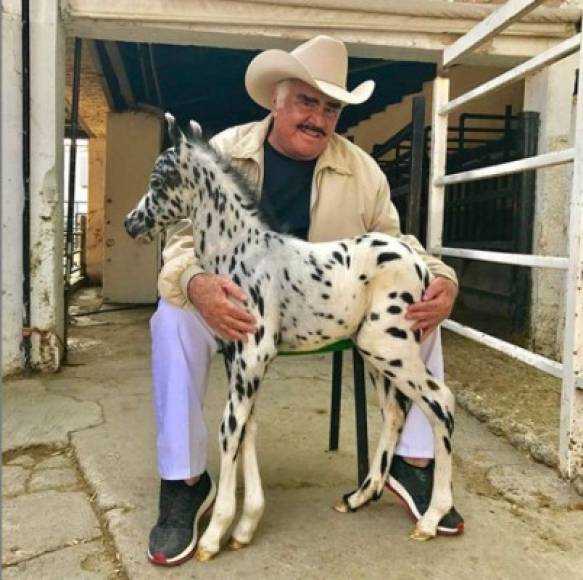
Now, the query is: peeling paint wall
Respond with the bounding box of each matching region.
[28,0,66,371]
[1,0,25,376]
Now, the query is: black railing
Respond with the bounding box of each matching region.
[373,95,426,239]
[63,210,87,278]
[373,105,535,248]
[373,103,539,332]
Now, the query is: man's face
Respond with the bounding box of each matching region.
[268,80,342,161]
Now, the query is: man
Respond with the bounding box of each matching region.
[149,35,464,567]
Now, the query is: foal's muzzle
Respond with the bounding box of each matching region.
[124,211,154,243]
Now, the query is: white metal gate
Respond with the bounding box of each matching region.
[428,0,583,479]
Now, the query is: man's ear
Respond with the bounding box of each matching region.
[271,88,279,116]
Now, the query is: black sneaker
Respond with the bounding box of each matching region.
[148,473,216,566]
[386,456,464,535]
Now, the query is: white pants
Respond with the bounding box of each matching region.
[151,299,443,480]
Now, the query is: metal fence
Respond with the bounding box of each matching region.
[428,0,582,478]
[373,102,539,331]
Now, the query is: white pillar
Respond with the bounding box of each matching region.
[523,54,578,359]
[29,0,66,371]
[1,0,24,376]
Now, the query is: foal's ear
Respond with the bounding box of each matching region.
[188,120,203,140]
[165,112,182,148]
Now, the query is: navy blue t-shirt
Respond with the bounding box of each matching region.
[259,140,315,241]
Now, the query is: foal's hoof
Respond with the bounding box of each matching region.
[228,537,248,551]
[333,500,349,513]
[409,527,434,542]
[194,547,215,562]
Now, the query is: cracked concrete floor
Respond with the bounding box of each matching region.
[3,292,583,579]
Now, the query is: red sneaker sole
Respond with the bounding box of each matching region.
[147,496,216,567]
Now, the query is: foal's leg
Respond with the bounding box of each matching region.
[229,412,263,549]
[349,293,455,540]
[334,366,407,513]
[404,369,455,540]
[195,352,273,561]
[375,356,455,540]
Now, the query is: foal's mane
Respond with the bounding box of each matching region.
[181,128,288,235]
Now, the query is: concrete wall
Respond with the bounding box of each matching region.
[1,0,24,376]
[29,0,66,371]
[524,55,578,358]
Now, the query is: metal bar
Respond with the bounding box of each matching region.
[442,0,546,68]
[559,38,583,477]
[443,34,581,114]
[449,113,518,124]
[65,38,82,286]
[513,112,539,332]
[352,349,369,485]
[63,37,82,363]
[329,351,343,451]
[427,76,450,253]
[443,320,564,380]
[390,184,409,199]
[431,247,568,269]
[373,121,413,159]
[459,113,466,153]
[437,148,574,186]
[406,95,425,238]
[79,214,87,278]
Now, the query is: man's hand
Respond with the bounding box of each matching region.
[187,273,256,342]
[406,277,458,340]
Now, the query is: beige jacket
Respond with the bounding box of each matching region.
[158,115,457,309]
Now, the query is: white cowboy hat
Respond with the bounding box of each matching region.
[245,35,375,110]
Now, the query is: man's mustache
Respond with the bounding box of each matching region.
[298,124,326,136]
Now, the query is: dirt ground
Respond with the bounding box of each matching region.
[444,331,561,468]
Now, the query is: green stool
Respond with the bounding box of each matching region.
[279,340,369,484]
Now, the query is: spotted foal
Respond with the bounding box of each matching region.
[125,115,456,560]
